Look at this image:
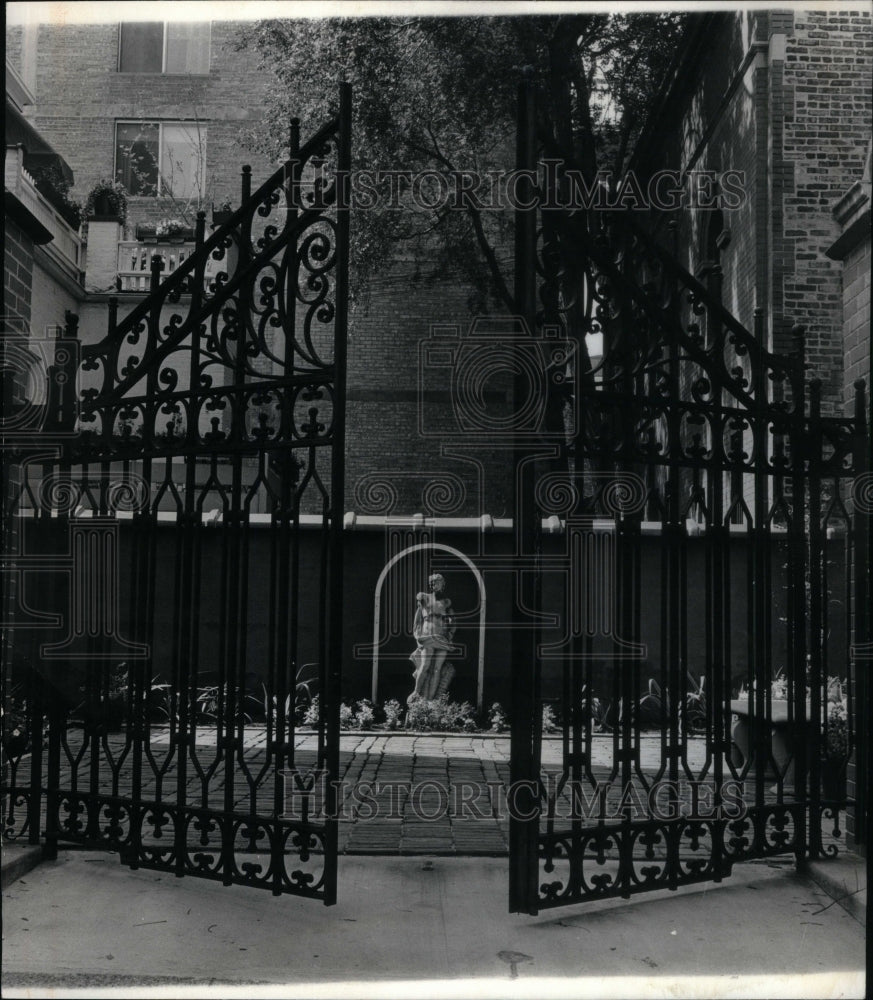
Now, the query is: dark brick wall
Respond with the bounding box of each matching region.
[14,519,834,711]
[634,13,761,331]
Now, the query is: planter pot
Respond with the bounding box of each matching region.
[212,210,234,226]
[729,699,797,785]
[135,225,195,242]
[91,192,123,220]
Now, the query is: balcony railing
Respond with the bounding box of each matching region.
[116,240,223,293]
[116,240,197,292]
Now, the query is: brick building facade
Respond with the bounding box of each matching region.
[8,10,869,469]
[6,21,275,226]
[631,8,872,417]
[6,17,508,517]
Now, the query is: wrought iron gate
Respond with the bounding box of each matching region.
[509,83,869,914]
[2,86,351,901]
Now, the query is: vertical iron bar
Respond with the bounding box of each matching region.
[509,77,540,916]
[664,260,682,890]
[709,376,726,880]
[808,380,824,856]
[43,675,62,860]
[751,310,769,828]
[789,327,808,862]
[26,658,43,845]
[323,82,351,906]
[172,404,198,879]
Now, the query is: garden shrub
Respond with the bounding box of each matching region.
[405,695,476,732]
[382,699,404,730]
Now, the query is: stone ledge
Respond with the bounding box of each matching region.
[1,842,43,890]
[800,852,867,927]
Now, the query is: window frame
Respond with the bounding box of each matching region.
[116,22,211,75]
[114,120,207,201]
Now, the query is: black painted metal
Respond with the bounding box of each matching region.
[508,85,867,914]
[1,86,351,901]
[509,79,542,915]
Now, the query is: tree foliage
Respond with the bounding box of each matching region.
[237,14,688,312]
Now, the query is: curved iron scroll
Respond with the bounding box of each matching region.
[75,115,346,462]
[3,85,352,904]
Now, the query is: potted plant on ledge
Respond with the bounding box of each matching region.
[84,178,128,224]
[29,161,82,230]
[155,217,195,241]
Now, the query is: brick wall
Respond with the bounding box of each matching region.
[782,8,873,415]
[347,277,517,517]
[6,25,22,75]
[4,221,34,327]
[13,22,276,230]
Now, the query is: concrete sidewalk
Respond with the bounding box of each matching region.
[1,850,865,998]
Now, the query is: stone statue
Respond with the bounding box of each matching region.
[408,573,456,704]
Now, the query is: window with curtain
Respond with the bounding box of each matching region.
[115,122,206,199]
[118,22,210,74]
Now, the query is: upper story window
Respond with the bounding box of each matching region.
[115,121,206,199]
[118,22,210,74]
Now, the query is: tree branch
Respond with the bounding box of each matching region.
[404,134,515,311]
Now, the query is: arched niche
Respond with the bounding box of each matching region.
[365,543,486,710]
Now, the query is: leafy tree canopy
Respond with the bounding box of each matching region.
[237,14,688,312]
